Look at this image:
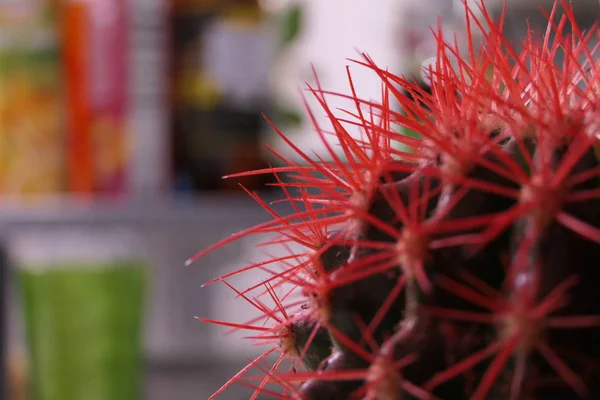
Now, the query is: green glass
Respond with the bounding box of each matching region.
[18,262,147,400]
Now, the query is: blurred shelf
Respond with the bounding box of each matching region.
[1,192,294,370]
[0,193,286,230]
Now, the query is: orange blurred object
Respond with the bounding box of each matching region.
[60,0,130,194]
[61,1,94,194]
[8,349,28,400]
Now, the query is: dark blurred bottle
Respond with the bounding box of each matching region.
[169,0,277,193]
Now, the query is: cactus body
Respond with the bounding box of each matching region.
[195,1,600,398]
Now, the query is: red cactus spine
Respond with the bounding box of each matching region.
[193,1,600,398]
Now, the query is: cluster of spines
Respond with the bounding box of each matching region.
[193,1,600,399]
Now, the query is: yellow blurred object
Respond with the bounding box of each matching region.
[171,0,220,13]
[0,72,65,195]
[0,2,66,197]
[91,117,129,186]
[221,3,263,27]
[177,71,223,110]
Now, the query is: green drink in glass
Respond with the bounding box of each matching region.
[12,229,148,400]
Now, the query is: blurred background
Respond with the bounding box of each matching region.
[1,0,599,399]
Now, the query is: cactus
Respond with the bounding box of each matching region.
[193,1,600,399]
